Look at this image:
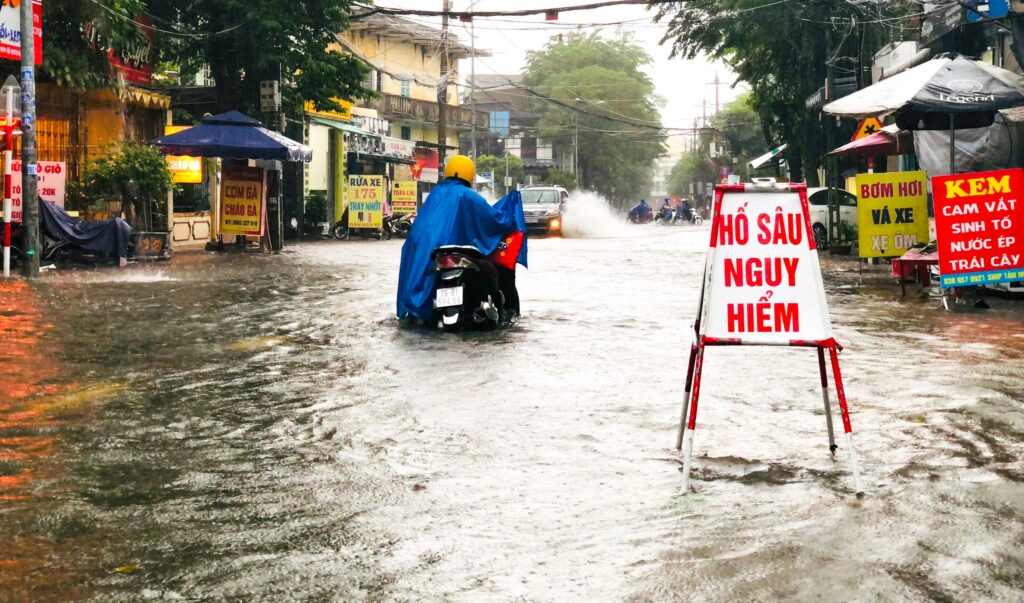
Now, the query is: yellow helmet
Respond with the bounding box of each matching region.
[444,155,475,184]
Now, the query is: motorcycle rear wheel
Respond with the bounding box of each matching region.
[330,222,349,240]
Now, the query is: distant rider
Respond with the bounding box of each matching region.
[628,199,652,223]
[660,199,674,222]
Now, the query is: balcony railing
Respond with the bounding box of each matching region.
[374,93,489,129]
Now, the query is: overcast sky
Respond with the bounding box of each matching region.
[375,0,746,156]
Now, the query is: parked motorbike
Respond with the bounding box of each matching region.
[430,235,521,331]
[330,207,382,240]
[7,198,135,267]
[381,213,415,240]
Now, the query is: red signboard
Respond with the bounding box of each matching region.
[933,168,1024,288]
[84,14,155,86]
[0,1,43,65]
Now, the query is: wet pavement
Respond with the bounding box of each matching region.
[2,222,1024,602]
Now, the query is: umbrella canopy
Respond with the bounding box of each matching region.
[823,53,1024,129]
[828,124,915,157]
[151,111,313,161]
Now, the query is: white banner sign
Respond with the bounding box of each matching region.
[6,161,67,222]
[701,188,833,345]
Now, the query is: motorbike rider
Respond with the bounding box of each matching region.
[628,199,652,222]
[678,199,691,222]
[659,198,674,222]
[396,155,527,323]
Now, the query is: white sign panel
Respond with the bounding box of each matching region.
[701,188,833,345]
[382,136,415,159]
[7,161,67,222]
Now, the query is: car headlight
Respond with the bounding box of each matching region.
[549,218,561,230]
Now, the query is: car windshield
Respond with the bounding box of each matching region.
[521,189,559,204]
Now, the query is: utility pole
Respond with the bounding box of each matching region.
[20,1,38,278]
[436,0,451,181]
[1,76,19,278]
[470,14,477,159]
[573,113,578,181]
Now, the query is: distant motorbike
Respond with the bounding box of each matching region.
[655,207,675,223]
[627,210,654,224]
[431,234,522,331]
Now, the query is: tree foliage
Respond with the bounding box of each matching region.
[523,32,664,206]
[667,153,716,199]
[476,154,524,197]
[542,169,577,191]
[43,0,149,89]
[657,1,916,182]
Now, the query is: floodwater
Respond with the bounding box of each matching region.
[2,222,1024,602]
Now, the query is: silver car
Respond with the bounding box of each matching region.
[520,186,568,235]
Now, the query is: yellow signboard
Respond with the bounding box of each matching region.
[391,180,417,214]
[165,125,202,184]
[855,171,929,258]
[852,117,883,141]
[346,174,384,229]
[220,166,265,236]
[304,98,353,122]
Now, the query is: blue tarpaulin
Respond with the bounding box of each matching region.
[150,111,312,161]
[396,179,527,321]
[37,197,133,260]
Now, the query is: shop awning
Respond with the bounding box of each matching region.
[749,144,787,170]
[310,116,372,136]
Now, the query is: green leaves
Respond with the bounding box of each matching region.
[523,32,664,205]
[148,0,371,115]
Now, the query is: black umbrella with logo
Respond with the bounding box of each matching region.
[824,53,1024,171]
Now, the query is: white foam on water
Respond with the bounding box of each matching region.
[560,190,632,239]
[62,270,179,284]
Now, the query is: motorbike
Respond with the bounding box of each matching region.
[430,234,521,331]
[627,209,654,224]
[382,213,415,240]
[7,198,135,267]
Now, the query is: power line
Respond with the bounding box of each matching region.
[353,0,675,20]
[85,0,244,39]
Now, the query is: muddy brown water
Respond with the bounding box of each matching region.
[1,226,1023,602]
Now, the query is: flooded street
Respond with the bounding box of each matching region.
[2,225,1024,602]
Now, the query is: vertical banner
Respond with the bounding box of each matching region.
[219,166,265,236]
[391,180,417,214]
[855,171,928,258]
[346,174,384,228]
[933,168,1024,288]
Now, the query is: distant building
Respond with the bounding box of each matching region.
[463,74,554,182]
[302,10,491,224]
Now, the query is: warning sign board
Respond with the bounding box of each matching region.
[679,182,863,499]
[700,186,833,345]
[852,117,883,141]
[933,168,1024,288]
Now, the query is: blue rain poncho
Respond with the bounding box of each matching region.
[396,179,527,321]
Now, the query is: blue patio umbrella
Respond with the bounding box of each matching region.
[150,111,312,161]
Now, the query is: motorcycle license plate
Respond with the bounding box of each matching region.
[435,286,464,308]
